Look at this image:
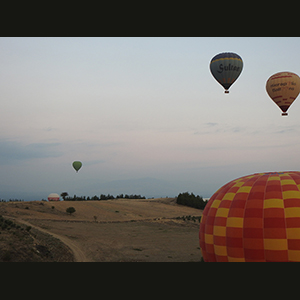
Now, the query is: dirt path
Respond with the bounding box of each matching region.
[7,217,88,262]
[0,199,203,262]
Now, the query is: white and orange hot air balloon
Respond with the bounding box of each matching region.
[266,71,300,116]
[48,193,60,201]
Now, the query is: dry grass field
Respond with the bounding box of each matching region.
[0,198,203,262]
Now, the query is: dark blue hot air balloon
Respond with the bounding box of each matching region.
[210,52,243,93]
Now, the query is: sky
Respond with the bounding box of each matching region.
[1,37,300,200]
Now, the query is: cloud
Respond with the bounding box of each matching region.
[0,140,63,165]
[84,159,106,166]
[43,127,57,132]
[273,127,297,135]
[205,122,218,127]
[194,122,246,135]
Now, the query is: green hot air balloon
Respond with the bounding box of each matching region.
[210,52,243,93]
[72,161,82,173]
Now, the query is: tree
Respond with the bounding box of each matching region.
[61,192,69,201]
[66,207,76,215]
[176,192,208,209]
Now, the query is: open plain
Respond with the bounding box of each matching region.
[0,198,203,262]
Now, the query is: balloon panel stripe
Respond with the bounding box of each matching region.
[270,75,293,80]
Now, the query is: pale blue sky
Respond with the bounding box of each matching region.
[1,37,300,200]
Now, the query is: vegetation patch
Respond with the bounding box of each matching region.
[175,215,202,223]
[176,192,208,210]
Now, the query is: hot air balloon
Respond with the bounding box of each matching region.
[199,171,300,262]
[266,71,300,116]
[48,193,60,201]
[72,161,82,173]
[210,52,243,93]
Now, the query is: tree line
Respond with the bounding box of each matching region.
[61,192,146,201]
[0,199,24,202]
[176,192,208,209]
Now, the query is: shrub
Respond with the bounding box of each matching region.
[66,207,76,215]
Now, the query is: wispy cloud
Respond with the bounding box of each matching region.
[194,122,246,135]
[194,122,300,137]
[0,140,63,165]
[273,126,298,135]
[205,122,218,127]
[84,159,106,166]
[43,127,57,132]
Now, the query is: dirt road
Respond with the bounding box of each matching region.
[9,217,88,262]
[0,198,203,262]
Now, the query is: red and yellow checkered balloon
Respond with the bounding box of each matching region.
[199,171,300,262]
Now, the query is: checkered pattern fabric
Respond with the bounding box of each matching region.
[199,171,300,262]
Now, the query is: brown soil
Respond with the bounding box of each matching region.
[0,198,203,262]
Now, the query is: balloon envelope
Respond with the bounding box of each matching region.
[210,52,243,93]
[72,161,82,172]
[199,171,300,262]
[48,193,60,201]
[266,71,300,116]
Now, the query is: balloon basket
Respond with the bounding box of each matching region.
[282,112,288,116]
[224,90,229,94]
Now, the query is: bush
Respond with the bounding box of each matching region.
[66,207,76,215]
[176,192,208,209]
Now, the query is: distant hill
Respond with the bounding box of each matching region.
[89,177,183,198]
